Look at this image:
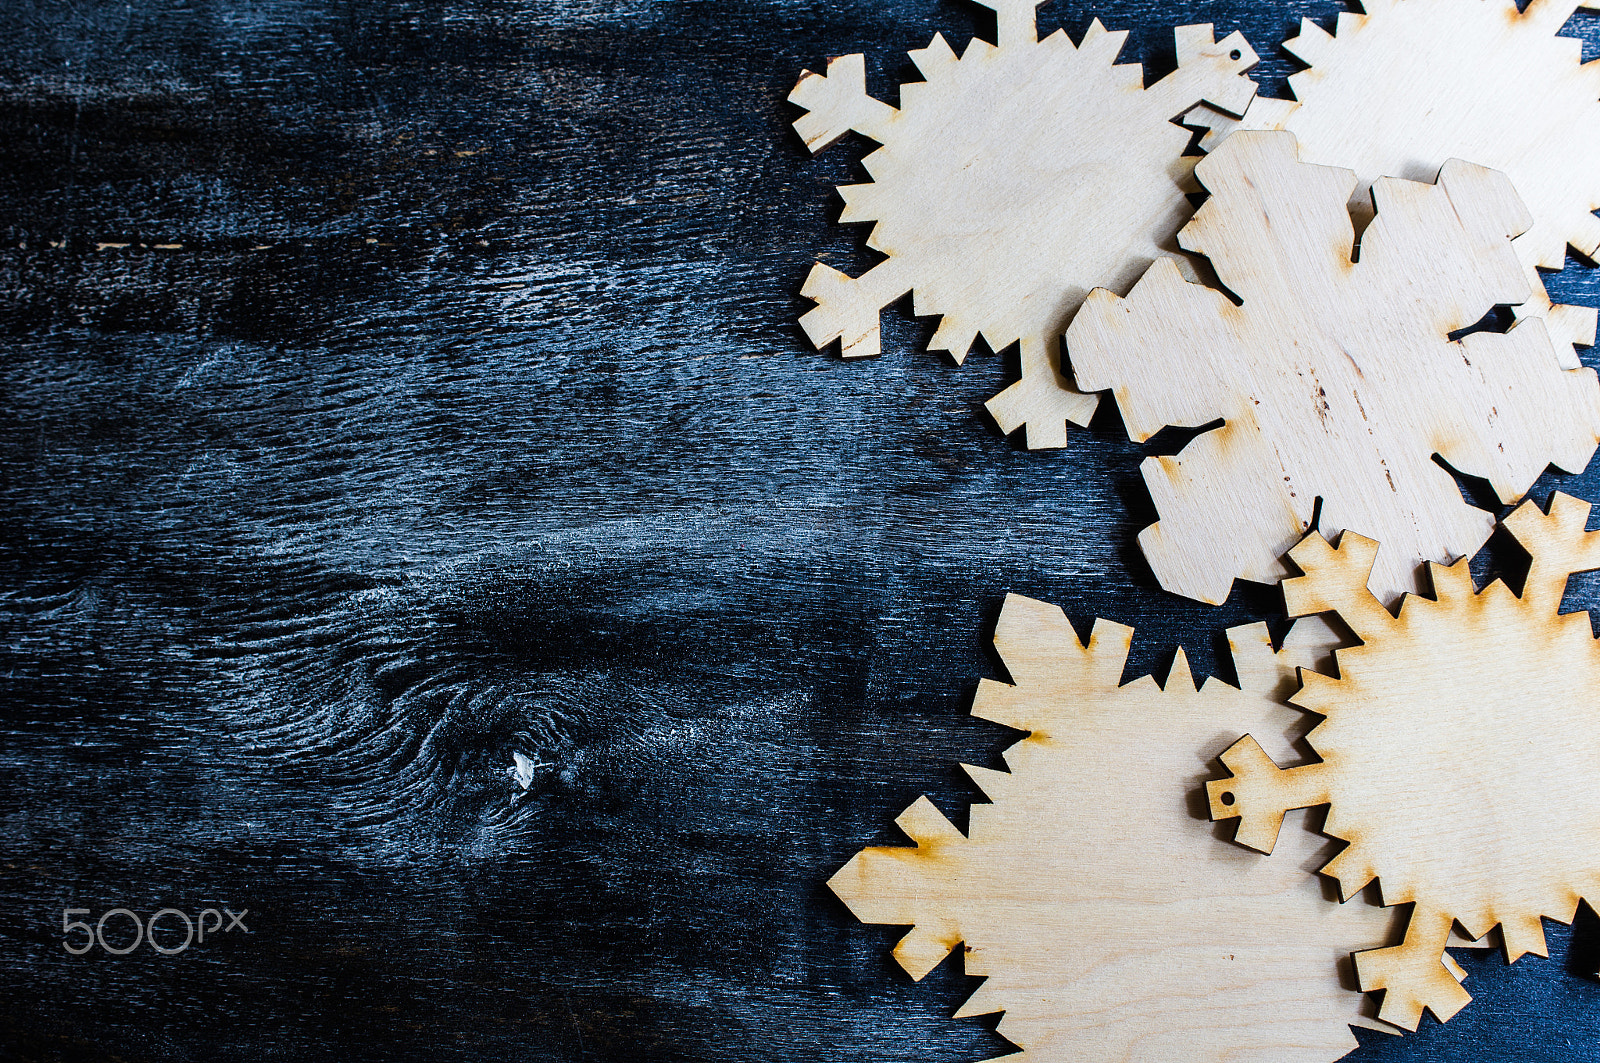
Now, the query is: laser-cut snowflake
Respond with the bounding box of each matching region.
[830,594,1393,1062]
[1069,129,1600,605]
[1208,492,1600,1031]
[790,0,1258,447]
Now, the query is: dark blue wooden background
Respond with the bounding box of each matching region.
[3,1,1599,1059]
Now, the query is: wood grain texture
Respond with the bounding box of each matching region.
[2,1,1600,1061]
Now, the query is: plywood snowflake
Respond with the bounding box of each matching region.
[790,0,1259,448]
[1207,491,1600,1031]
[1069,129,1600,605]
[830,594,1394,1063]
[1190,0,1600,353]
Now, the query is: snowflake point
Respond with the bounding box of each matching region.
[1500,910,1551,964]
[950,982,1005,1019]
[907,32,958,79]
[1225,616,1349,703]
[1353,907,1473,1031]
[1422,555,1474,605]
[1320,843,1379,901]
[894,794,965,848]
[972,0,1045,48]
[1163,646,1196,692]
[961,762,1012,802]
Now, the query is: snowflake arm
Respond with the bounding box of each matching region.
[1210,562,1476,1032]
[1357,161,1531,332]
[830,794,969,979]
[1280,530,1396,639]
[1145,25,1260,124]
[1502,489,1600,610]
[1071,260,1239,441]
[789,53,896,154]
[797,257,910,359]
[1207,725,1474,1030]
[1352,907,1473,1033]
[828,595,1133,979]
[1207,738,1332,854]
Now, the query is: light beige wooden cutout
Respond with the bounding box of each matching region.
[830,594,1399,1063]
[1207,491,1600,1032]
[1188,0,1600,355]
[1068,130,1600,605]
[790,0,1259,448]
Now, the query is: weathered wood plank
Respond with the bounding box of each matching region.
[2,1,1599,1059]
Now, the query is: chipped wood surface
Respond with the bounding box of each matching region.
[2,1,1600,1061]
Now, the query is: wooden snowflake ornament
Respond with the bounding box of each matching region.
[1207,492,1600,1032]
[1069,130,1600,605]
[1190,0,1600,353]
[830,594,1394,1063]
[790,0,1259,448]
